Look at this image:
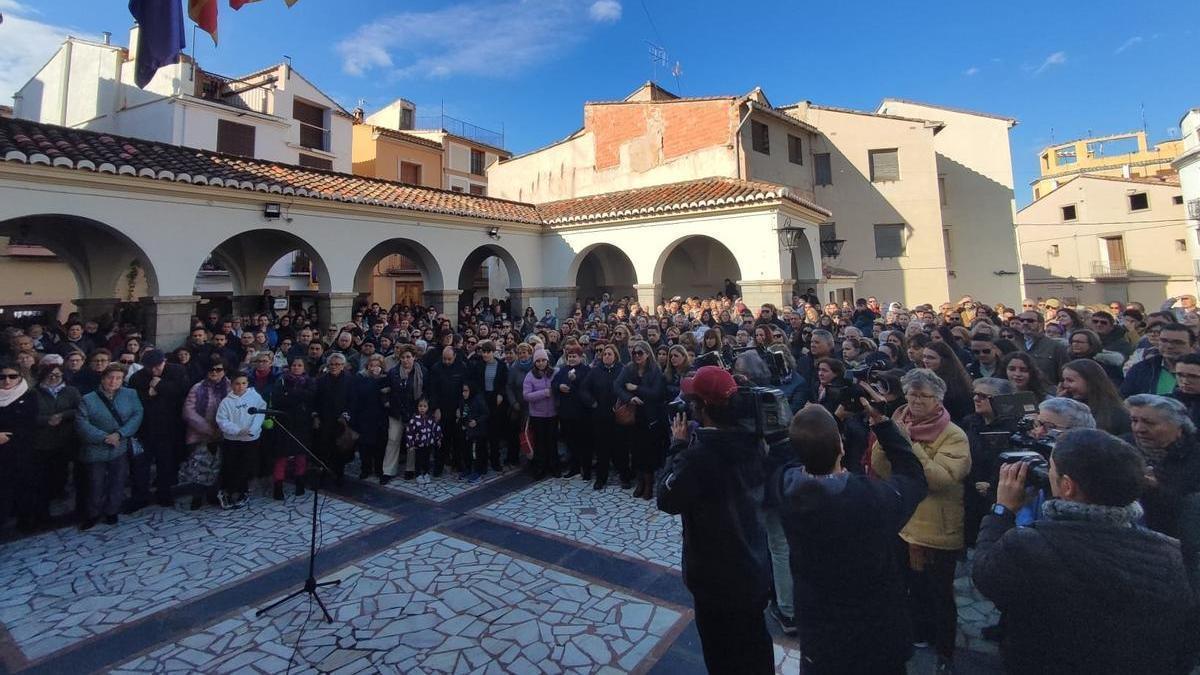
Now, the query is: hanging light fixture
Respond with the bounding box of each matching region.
[777,218,806,251]
[820,238,846,258]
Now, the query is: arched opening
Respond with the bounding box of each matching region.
[194,230,331,319]
[0,214,159,326]
[656,235,741,300]
[790,234,820,297]
[571,243,637,302]
[353,238,444,309]
[456,244,523,313]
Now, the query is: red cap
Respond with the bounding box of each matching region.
[680,366,738,405]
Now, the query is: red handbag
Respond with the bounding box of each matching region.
[519,419,535,458]
[613,401,636,426]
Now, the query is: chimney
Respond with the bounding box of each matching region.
[128,25,140,62]
[102,31,112,45]
[352,106,364,123]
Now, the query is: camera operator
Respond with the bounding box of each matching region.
[962,378,1019,544]
[1124,394,1200,579]
[656,366,773,674]
[973,429,1200,674]
[773,398,927,674]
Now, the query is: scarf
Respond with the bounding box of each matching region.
[897,403,951,443]
[1041,499,1143,528]
[194,377,229,415]
[41,381,66,397]
[283,371,309,389]
[0,379,29,407]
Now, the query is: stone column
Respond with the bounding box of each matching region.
[551,286,579,322]
[140,295,199,351]
[72,297,120,324]
[634,283,661,314]
[738,279,795,312]
[423,289,462,318]
[317,292,358,330]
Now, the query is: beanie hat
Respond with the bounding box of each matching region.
[533,348,549,362]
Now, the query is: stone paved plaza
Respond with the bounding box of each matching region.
[0,465,1004,674]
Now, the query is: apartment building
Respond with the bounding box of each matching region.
[489,83,1022,306]
[1174,109,1200,298]
[1031,130,1182,201]
[1016,174,1188,307]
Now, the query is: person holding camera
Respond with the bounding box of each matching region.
[871,368,971,673]
[657,366,773,675]
[973,429,1200,674]
[772,398,928,674]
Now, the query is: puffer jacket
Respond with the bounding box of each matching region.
[77,387,144,463]
[872,410,971,550]
[578,361,621,421]
[523,369,557,419]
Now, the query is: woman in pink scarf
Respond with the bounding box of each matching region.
[871,368,971,673]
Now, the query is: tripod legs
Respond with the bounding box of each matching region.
[256,577,342,623]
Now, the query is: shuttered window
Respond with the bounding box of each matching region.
[298,154,332,170]
[814,153,832,186]
[787,135,803,165]
[216,120,256,157]
[400,161,422,185]
[293,99,329,151]
[869,148,900,182]
[874,224,906,258]
[751,121,770,154]
[469,184,487,196]
[470,149,486,175]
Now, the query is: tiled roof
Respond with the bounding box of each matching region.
[363,125,444,151]
[537,176,831,225]
[0,118,831,227]
[1077,173,1181,187]
[0,117,541,225]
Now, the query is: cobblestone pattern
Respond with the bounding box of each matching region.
[479,477,682,570]
[344,455,510,503]
[0,495,390,661]
[112,531,686,674]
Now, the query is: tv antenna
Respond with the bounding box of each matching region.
[671,60,683,93]
[646,41,667,83]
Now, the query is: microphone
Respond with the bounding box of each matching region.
[248,407,285,415]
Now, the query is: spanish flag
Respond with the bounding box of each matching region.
[229,0,262,8]
[189,0,218,45]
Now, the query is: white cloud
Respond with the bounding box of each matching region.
[1033,51,1067,75]
[588,0,622,22]
[337,1,614,79]
[1114,36,1143,54]
[964,66,980,76]
[0,5,76,103]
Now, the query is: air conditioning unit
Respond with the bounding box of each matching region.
[1188,198,1200,220]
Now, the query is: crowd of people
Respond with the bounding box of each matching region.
[0,289,1198,672]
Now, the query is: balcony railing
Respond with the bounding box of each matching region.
[1092,260,1129,280]
[197,71,276,115]
[298,121,330,152]
[415,113,504,149]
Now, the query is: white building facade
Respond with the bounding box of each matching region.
[1174,109,1200,298]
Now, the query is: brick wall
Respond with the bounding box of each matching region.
[584,99,735,171]
[586,105,648,170]
[661,100,735,160]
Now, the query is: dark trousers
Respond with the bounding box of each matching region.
[436,407,459,474]
[906,545,960,660]
[13,445,49,527]
[560,418,592,474]
[130,435,178,503]
[692,599,774,675]
[631,419,665,472]
[357,435,386,477]
[220,439,260,495]
[47,444,74,499]
[484,394,506,468]
[505,410,524,465]
[529,416,559,475]
[414,444,435,475]
[86,455,128,519]
[593,418,630,484]
[463,436,487,473]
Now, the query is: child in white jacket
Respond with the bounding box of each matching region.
[215,373,267,509]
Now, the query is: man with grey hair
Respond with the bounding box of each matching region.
[1032,397,1096,438]
[1125,394,1200,575]
[798,329,834,391]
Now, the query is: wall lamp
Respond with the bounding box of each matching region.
[264,203,282,220]
[488,227,501,240]
[777,221,806,251]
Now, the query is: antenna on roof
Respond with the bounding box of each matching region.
[671,61,683,94]
[646,41,667,83]
[1140,102,1147,138]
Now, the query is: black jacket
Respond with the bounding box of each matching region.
[428,360,468,413]
[578,361,621,422]
[1121,354,1169,398]
[1137,432,1200,576]
[267,375,315,458]
[129,364,188,446]
[614,364,666,427]
[468,358,509,402]
[348,374,387,445]
[384,363,423,421]
[772,420,928,672]
[551,363,591,421]
[1172,389,1200,428]
[657,427,770,608]
[973,504,1199,674]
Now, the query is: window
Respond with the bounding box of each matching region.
[1174,195,1185,205]
[787,135,803,165]
[1176,239,1188,252]
[470,149,486,176]
[819,222,837,241]
[451,186,465,193]
[469,184,487,196]
[298,154,332,170]
[938,175,947,206]
[400,161,422,185]
[1128,192,1149,211]
[814,153,832,186]
[869,149,900,182]
[874,223,906,258]
[751,121,770,154]
[400,107,414,130]
[293,99,329,151]
[216,120,255,157]
[1101,236,1127,270]
[1061,204,1077,222]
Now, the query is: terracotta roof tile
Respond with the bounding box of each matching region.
[0,118,831,227]
[536,176,831,225]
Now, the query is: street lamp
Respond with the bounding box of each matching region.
[778,221,807,251]
[820,238,846,258]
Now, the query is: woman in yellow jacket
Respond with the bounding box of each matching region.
[871,368,971,674]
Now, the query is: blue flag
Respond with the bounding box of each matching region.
[128,0,186,88]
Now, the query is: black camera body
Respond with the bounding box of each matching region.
[997,450,1052,492]
[730,386,793,445]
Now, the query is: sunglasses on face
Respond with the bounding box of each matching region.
[1,373,21,381]
[210,367,224,372]
[632,350,646,356]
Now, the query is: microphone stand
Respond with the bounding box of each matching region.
[254,412,340,623]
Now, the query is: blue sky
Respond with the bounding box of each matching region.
[2,0,1195,206]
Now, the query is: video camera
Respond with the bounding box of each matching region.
[977,392,1053,491]
[668,385,793,452]
[840,361,889,413]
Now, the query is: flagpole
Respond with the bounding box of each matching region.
[189,24,197,81]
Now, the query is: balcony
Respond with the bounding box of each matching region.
[196,71,276,115]
[415,112,504,149]
[1092,260,1129,280]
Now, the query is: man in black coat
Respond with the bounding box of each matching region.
[657,366,773,675]
[428,346,467,477]
[128,350,189,508]
[773,402,928,674]
[973,429,1199,674]
[468,340,508,473]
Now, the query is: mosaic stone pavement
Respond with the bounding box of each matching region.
[343,456,512,503]
[0,494,390,661]
[478,477,682,570]
[113,531,687,674]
